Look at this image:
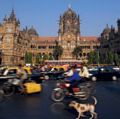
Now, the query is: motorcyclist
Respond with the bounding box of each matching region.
[16,64,28,92]
[65,64,81,94]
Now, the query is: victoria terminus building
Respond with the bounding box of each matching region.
[0,7,99,65]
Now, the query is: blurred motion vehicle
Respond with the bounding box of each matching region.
[0,66,43,84]
[41,68,65,80]
[89,66,120,81]
[1,79,42,96]
[51,79,94,102]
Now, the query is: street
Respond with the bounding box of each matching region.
[0,80,120,119]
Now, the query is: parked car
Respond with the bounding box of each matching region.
[89,66,120,81]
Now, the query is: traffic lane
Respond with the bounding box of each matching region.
[95,80,120,119]
[0,97,74,119]
[0,80,120,119]
[0,81,75,119]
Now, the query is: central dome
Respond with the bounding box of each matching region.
[63,7,77,19]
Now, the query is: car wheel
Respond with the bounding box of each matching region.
[112,76,117,81]
[91,76,97,81]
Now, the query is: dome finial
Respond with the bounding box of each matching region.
[68,4,71,9]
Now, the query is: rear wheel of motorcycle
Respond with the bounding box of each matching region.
[2,84,15,97]
[51,89,64,102]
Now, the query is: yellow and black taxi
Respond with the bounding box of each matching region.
[0,66,42,84]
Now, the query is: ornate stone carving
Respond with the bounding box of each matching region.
[58,7,80,59]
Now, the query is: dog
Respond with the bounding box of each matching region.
[69,96,97,119]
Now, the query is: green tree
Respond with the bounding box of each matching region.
[48,53,54,60]
[107,50,114,64]
[114,53,120,66]
[25,52,32,64]
[88,50,100,65]
[88,51,95,64]
[53,41,63,60]
[36,53,40,64]
[94,51,100,65]
[72,46,82,60]
[43,53,48,61]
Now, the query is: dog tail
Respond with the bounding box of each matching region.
[92,96,97,105]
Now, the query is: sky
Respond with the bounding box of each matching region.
[0,0,120,37]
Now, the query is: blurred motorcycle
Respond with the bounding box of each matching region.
[51,79,94,102]
[2,78,23,96]
[2,78,42,96]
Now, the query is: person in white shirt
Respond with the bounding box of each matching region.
[79,65,90,80]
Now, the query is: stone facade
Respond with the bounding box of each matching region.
[100,19,120,57]
[58,7,99,61]
[0,9,31,65]
[58,7,80,59]
[0,8,100,65]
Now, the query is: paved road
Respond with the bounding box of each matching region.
[0,80,120,119]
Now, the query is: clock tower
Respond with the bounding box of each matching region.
[58,6,80,59]
[2,9,20,64]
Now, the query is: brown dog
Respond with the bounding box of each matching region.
[69,96,97,119]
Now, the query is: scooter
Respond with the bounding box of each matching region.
[51,80,94,102]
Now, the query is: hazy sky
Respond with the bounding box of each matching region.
[0,0,120,37]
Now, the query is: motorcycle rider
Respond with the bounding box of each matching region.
[65,64,81,94]
[16,64,28,92]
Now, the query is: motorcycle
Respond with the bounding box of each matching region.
[51,79,94,102]
[2,78,25,96]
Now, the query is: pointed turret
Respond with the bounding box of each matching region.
[3,15,7,21]
[8,8,17,21]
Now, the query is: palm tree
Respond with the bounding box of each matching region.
[53,41,63,60]
[72,46,82,60]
